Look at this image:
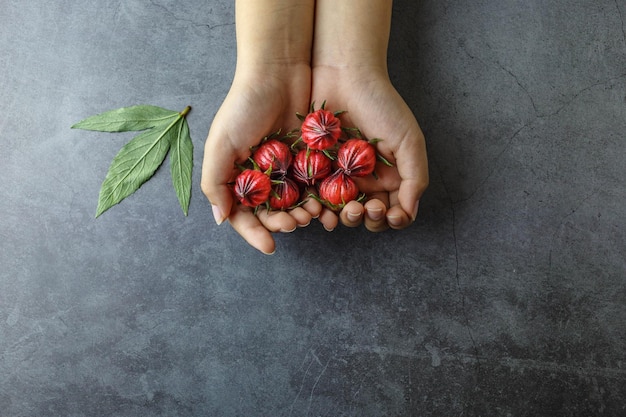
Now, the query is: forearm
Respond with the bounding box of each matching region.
[235,0,315,72]
[312,0,392,71]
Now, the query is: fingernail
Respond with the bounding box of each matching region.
[323,225,335,232]
[280,225,297,233]
[387,215,403,227]
[262,249,276,256]
[212,205,224,225]
[367,208,383,221]
[347,211,361,222]
[412,201,420,221]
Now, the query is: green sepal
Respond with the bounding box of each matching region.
[248,157,261,171]
[341,126,362,138]
[322,149,335,161]
[377,153,394,167]
[290,136,303,149]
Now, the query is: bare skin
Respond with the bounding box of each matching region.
[201,0,428,254]
[311,0,428,232]
[201,0,317,255]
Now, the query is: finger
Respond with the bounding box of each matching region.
[363,198,389,232]
[394,128,429,221]
[339,200,365,227]
[301,189,323,219]
[228,206,276,255]
[318,207,339,231]
[353,163,399,194]
[289,207,313,227]
[257,209,298,233]
[386,204,412,230]
[201,129,239,225]
[382,189,413,230]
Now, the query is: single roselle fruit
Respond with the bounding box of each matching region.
[292,149,332,186]
[252,139,292,176]
[233,169,271,207]
[318,169,359,209]
[300,108,342,151]
[269,177,300,210]
[337,139,377,177]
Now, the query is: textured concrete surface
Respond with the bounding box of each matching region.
[1,1,625,416]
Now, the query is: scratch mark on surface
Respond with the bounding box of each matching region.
[615,0,626,45]
[455,122,529,205]
[450,200,481,372]
[307,358,330,416]
[432,159,481,371]
[451,50,626,205]
[462,46,539,116]
[542,72,626,119]
[464,42,626,119]
[547,188,601,273]
[342,343,626,379]
[148,0,234,30]
[289,351,315,417]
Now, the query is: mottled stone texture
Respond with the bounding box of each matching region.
[1,0,625,416]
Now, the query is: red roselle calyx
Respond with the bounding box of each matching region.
[233,169,271,207]
[317,169,360,208]
[300,108,342,151]
[337,139,377,177]
[231,101,389,214]
[292,149,332,186]
[269,177,300,210]
[252,139,292,176]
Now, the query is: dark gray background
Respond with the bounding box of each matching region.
[1,1,625,416]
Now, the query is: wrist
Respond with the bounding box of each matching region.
[312,48,388,73]
[312,0,392,71]
[235,0,314,69]
[312,63,390,89]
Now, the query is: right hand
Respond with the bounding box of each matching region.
[201,65,321,255]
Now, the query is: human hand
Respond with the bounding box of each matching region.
[201,66,321,254]
[310,65,429,232]
[308,0,428,232]
[201,0,316,255]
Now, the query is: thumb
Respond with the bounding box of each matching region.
[395,130,429,221]
[201,130,238,225]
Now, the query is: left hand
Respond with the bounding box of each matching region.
[310,65,429,232]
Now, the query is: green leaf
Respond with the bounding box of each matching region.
[95,118,180,217]
[72,105,178,132]
[169,118,193,216]
[74,105,194,217]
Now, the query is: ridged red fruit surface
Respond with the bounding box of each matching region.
[337,139,377,177]
[318,170,359,208]
[269,178,300,210]
[233,169,271,207]
[300,109,341,151]
[252,139,292,175]
[292,149,332,186]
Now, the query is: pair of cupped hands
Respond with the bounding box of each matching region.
[201,61,429,255]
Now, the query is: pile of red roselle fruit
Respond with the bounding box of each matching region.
[233,102,392,212]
